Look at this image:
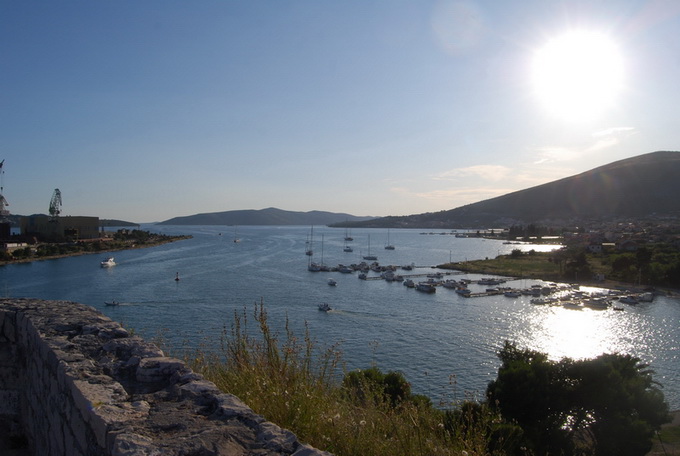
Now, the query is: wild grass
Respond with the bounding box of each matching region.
[185,301,508,456]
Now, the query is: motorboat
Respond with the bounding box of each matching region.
[104,300,119,306]
[619,295,639,305]
[318,303,332,312]
[416,282,436,293]
[327,278,337,286]
[403,279,415,288]
[442,280,458,289]
[100,257,116,268]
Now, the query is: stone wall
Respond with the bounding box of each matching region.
[0,298,331,456]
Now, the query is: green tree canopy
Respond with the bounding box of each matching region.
[487,341,670,455]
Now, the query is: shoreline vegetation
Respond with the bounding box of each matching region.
[0,230,192,266]
[182,303,676,456]
[438,249,680,297]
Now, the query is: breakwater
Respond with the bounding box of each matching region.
[0,298,329,456]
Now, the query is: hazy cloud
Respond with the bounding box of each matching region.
[592,126,636,137]
[434,164,512,181]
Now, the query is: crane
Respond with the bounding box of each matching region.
[0,160,8,219]
[49,188,62,221]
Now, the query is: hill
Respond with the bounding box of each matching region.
[337,151,680,228]
[157,207,375,226]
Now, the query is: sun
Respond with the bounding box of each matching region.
[531,31,624,122]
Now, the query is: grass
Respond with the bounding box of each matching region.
[441,251,612,284]
[184,301,509,456]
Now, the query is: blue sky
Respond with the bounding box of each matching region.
[2,1,679,222]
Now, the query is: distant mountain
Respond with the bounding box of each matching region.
[101,219,139,227]
[157,207,376,226]
[338,151,680,228]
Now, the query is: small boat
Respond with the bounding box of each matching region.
[416,282,436,293]
[327,278,337,286]
[343,245,353,252]
[318,303,332,312]
[104,300,119,306]
[504,290,521,298]
[100,257,116,268]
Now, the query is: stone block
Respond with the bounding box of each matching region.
[0,342,15,364]
[111,433,160,456]
[179,378,221,402]
[213,393,265,425]
[0,390,20,415]
[293,445,335,456]
[0,366,20,389]
[136,357,185,383]
[258,420,298,453]
[70,379,124,421]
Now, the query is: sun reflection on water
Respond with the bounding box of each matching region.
[515,300,644,362]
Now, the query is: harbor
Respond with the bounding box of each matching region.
[2,225,678,411]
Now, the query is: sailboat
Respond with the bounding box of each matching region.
[363,235,377,261]
[344,227,353,242]
[308,232,328,271]
[384,229,395,250]
[233,226,241,243]
[305,226,314,256]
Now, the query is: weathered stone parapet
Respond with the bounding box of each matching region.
[0,298,332,456]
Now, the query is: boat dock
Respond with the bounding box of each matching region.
[462,290,505,298]
[360,271,465,281]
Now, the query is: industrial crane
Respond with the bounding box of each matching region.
[49,188,62,221]
[0,160,8,220]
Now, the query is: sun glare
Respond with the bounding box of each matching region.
[532,31,624,122]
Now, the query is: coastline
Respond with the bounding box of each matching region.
[438,256,680,298]
[0,235,192,267]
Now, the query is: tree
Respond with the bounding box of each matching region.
[486,342,573,455]
[487,341,670,455]
[565,354,669,455]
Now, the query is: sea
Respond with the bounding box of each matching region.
[2,225,679,409]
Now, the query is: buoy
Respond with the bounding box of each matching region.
[175,272,180,281]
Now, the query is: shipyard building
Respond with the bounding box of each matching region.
[20,216,100,242]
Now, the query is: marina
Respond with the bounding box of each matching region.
[1,224,679,409]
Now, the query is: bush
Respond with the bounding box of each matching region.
[487,341,671,455]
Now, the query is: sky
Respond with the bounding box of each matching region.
[1,0,679,223]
